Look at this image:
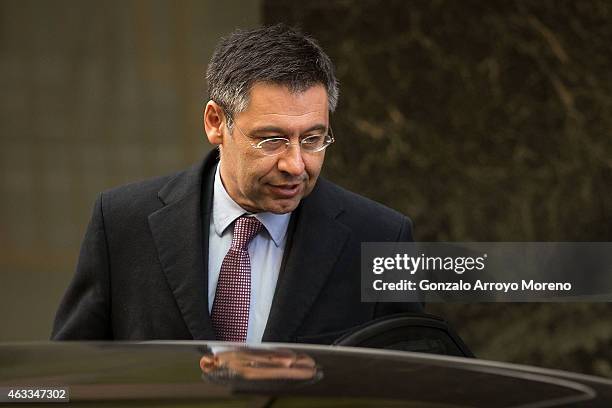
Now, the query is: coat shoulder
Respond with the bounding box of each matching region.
[100,170,185,217]
[315,178,413,241]
[100,151,217,215]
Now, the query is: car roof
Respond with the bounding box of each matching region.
[2,342,612,407]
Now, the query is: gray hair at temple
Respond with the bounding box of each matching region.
[206,24,339,128]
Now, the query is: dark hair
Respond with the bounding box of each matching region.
[206,24,339,126]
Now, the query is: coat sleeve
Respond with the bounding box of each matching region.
[373,216,425,317]
[51,193,112,339]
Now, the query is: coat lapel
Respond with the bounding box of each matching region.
[148,151,218,340]
[263,179,351,342]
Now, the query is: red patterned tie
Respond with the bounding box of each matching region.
[211,216,262,342]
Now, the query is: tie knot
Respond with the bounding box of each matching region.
[231,216,263,251]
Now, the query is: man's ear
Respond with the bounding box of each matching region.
[204,100,226,145]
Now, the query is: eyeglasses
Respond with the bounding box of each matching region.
[230,121,335,156]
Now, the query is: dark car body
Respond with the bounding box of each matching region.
[2,342,612,407]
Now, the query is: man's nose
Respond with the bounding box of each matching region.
[277,144,305,176]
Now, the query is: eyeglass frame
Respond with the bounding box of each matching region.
[225,116,335,156]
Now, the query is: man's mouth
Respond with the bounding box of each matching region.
[268,183,302,198]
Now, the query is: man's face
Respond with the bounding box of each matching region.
[216,83,329,214]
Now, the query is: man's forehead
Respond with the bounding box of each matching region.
[244,82,329,119]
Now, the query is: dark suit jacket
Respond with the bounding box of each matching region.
[52,150,422,343]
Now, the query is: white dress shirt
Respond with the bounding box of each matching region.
[208,164,291,343]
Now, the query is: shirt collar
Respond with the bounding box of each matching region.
[212,163,291,247]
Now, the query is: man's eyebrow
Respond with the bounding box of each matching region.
[249,124,328,135]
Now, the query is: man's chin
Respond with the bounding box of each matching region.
[239,196,301,214]
[261,184,311,214]
[263,196,303,214]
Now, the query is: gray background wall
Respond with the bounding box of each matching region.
[0,0,261,341]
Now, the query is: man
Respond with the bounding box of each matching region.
[52,24,422,343]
